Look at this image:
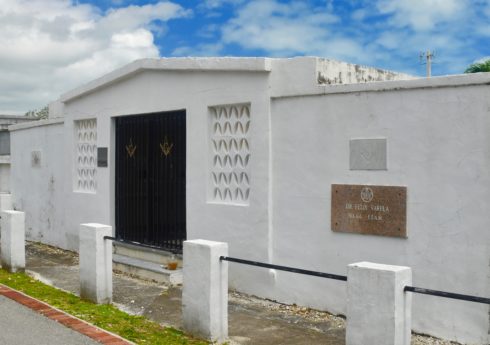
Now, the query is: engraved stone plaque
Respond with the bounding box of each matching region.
[350,138,387,170]
[97,147,108,167]
[331,184,407,238]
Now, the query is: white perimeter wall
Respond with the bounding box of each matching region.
[8,60,490,344]
[269,84,490,344]
[10,121,66,248]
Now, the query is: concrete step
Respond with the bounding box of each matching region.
[113,241,182,266]
[113,254,183,285]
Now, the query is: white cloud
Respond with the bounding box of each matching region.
[197,24,220,39]
[367,0,489,75]
[0,0,189,113]
[201,0,244,9]
[485,0,490,16]
[97,2,187,33]
[217,0,369,64]
[376,0,468,31]
[351,8,367,21]
[375,32,404,50]
[172,43,224,57]
[56,29,160,86]
[204,0,488,76]
[221,0,345,56]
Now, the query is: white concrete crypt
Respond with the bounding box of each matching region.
[8,57,490,344]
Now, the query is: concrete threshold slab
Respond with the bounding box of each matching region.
[113,253,183,285]
[113,241,182,265]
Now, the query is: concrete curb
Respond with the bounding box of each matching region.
[0,284,133,345]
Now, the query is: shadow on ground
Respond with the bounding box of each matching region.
[25,242,460,345]
[26,242,345,345]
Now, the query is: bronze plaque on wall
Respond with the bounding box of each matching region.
[331,184,407,238]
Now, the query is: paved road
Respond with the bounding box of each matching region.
[0,295,99,345]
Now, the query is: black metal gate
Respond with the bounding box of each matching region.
[115,111,186,252]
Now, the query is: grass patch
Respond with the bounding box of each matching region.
[0,269,209,345]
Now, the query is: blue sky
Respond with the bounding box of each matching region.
[1,0,489,113]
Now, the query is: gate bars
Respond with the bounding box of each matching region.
[115,111,186,253]
[220,256,490,305]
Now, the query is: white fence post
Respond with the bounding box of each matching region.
[0,210,25,272]
[182,239,228,343]
[347,262,412,345]
[79,223,112,304]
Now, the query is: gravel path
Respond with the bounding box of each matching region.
[229,291,465,345]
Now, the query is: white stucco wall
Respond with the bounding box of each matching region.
[270,81,490,344]
[10,120,66,248]
[0,156,10,192]
[61,68,274,293]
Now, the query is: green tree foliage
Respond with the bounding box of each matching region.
[25,105,49,119]
[464,59,490,73]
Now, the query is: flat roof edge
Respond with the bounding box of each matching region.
[60,57,272,103]
[0,115,38,121]
[272,72,490,99]
[9,118,64,132]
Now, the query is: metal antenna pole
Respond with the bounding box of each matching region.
[426,50,432,77]
[420,50,435,78]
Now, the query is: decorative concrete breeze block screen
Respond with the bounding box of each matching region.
[75,119,97,192]
[209,104,250,205]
